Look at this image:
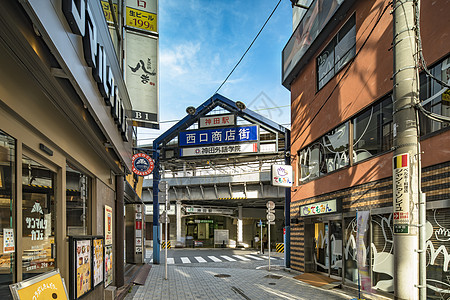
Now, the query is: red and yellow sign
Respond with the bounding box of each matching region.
[126,7,157,33]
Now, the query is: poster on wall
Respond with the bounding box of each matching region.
[105,205,113,245]
[104,245,113,287]
[92,237,104,287]
[76,239,91,298]
[3,228,14,253]
[69,237,92,300]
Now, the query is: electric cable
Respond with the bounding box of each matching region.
[213,0,283,95]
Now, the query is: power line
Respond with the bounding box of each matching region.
[214,0,283,94]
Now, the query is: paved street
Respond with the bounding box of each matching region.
[125,249,356,300]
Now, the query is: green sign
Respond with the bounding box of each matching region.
[394,224,409,234]
[195,220,213,223]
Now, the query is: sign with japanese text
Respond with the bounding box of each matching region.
[105,206,113,245]
[92,238,104,287]
[300,199,338,217]
[125,7,157,33]
[10,269,69,300]
[180,143,258,157]
[271,165,293,187]
[126,0,157,15]
[125,31,158,128]
[179,125,258,146]
[393,153,410,234]
[104,245,113,287]
[75,239,91,298]
[132,153,154,176]
[199,114,235,128]
[101,1,118,24]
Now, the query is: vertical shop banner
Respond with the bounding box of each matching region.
[92,238,104,287]
[105,205,113,245]
[104,245,113,287]
[125,31,159,128]
[356,210,372,292]
[393,153,410,234]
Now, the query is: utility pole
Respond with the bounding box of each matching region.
[392,0,422,299]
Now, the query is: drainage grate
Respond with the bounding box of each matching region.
[264,275,282,280]
[268,282,276,285]
[214,274,231,278]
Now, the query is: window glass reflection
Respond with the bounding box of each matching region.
[0,130,14,296]
[66,163,90,236]
[22,156,55,279]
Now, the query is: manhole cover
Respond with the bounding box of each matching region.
[264,275,282,279]
[214,274,231,278]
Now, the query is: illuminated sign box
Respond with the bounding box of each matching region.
[179,125,258,147]
[180,143,258,157]
[300,199,340,217]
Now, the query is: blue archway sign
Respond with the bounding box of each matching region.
[151,93,290,266]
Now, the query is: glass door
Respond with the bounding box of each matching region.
[314,222,329,273]
[22,155,56,280]
[330,220,343,277]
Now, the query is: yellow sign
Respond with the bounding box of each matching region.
[443,89,450,102]
[126,7,157,33]
[11,269,68,300]
[101,1,118,24]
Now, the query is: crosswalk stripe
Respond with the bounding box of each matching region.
[233,255,251,261]
[181,257,191,264]
[245,254,264,260]
[194,256,207,263]
[261,256,278,260]
[207,256,222,262]
[167,258,175,264]
[220,255,236,262]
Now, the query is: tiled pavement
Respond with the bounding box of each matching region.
[125,262,356,300]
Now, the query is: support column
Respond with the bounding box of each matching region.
[237,205,243,245]
[392,0,420,298]
[285,133,291,268]
[176,200,182,244]
[115,174,124,287]
[152,148,160,264]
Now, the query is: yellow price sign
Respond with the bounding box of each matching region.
[101,1,118,24]
[11,269,68,300]
[126,7,157,33]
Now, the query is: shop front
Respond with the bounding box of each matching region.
[300,199,343,277]
[0,0,132,298]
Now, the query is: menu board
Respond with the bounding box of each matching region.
[10,269,69,300]
[92,238,104,287]
[75,239,91,298]
[104,245,113,287]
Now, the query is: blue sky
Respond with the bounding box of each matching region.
[137,0,293,145]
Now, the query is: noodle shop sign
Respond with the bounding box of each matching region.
[300,199,339,217]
